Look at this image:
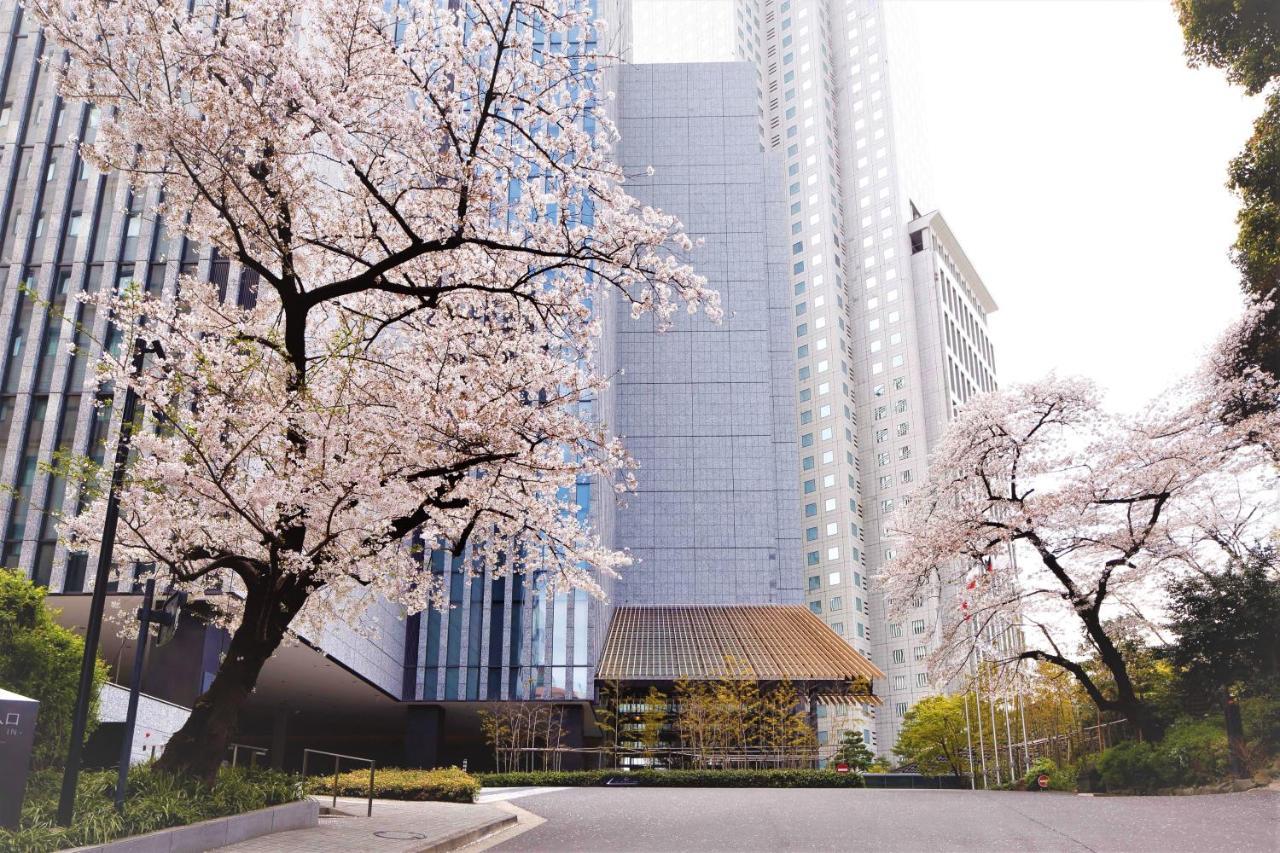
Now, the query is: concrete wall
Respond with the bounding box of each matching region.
[98,683,191,765]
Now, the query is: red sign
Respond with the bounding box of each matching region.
[836,763,850,774]
[1037,774,1050,789]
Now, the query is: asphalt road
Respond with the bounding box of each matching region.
[490,786,1280,853]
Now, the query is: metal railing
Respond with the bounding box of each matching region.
[228,743,269,768]
[302,748,376,817]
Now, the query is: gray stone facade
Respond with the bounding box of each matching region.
[612,62,801,607]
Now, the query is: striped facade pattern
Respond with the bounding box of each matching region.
[0,2,259,594]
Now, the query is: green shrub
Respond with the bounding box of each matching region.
[1096,741,1176,793]
[1020,757,1073,792]
[0,569,108,770]
[0,764,302,853]
[475,768,865,788]
[1160,718,1228,786]
[306,766,479,803]
[1074,754,1103,793]
[1241,696,1280,754]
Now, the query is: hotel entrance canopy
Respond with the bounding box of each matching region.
[596,605,885,684]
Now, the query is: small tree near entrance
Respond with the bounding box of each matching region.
[831,729,874,772]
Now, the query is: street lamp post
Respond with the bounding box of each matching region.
[57,339,150,826]
[114,577,156,811]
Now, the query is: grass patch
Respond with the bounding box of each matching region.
[476,768,866,788]
[0,765,302,853]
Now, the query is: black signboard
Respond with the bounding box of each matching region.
[0,688,39,829]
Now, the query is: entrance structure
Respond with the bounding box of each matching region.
[593,605,883,769]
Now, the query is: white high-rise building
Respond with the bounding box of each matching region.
[632,0,1002,755]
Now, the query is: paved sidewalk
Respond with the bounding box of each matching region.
[219,796,516,852]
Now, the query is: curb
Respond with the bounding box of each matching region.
[414,811,519,853]
[68,799,319,853]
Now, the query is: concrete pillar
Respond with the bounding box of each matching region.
[404,705,445,768]
[559,705,586,771]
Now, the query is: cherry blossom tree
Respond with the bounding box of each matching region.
[882,311,1278,743]
[31,0,719,780]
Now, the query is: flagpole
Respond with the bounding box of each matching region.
[968,619,989,790]
[1018,690,1031,768]
[1004,694,1017,780]
[987,661,1002,786]
[962,689,976,790]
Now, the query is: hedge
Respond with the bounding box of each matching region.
[305,766,480,803]
[476,768,866,788]
[0,765,301,853]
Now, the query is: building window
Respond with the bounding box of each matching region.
[912,619,926,635]
[892,649,905,664]
[896,702,908,718]
[809,601,822,615]
[914,646,926,661]
[889,623,902,638]
[830,596,842,611]
[808,575,821,591]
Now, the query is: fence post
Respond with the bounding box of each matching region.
[332,755,340,811]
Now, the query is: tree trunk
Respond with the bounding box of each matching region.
[1223,690,1248,778]
[156,575,308,782]
[1080,610,1162,743]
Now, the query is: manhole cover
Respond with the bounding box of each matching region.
[374,831,429,841]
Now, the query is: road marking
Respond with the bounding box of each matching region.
[477,786,569,804]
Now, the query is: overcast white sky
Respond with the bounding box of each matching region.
[896,0,1260,411]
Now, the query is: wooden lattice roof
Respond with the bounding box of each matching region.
[596,605,885,683]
